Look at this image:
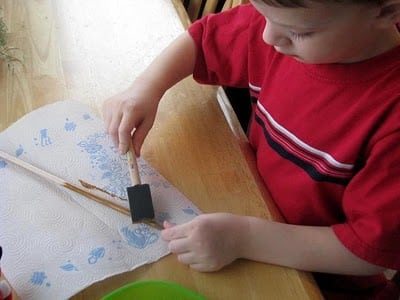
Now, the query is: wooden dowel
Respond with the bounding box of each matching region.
[0,149,162,230]
[0,150,131,217]
[0,150,162,229]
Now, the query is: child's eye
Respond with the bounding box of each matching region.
[289,31,313,40]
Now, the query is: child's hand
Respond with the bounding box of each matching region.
[161,213,246,272]
[102,78,163,156]
[102,32,196,156]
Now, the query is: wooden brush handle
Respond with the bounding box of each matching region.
[0,150,131,217]
[126,148,141,185]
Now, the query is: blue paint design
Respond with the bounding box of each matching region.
[40,128,52,146]
[82,113,92,120]
[88,247,105,264]
[30,271,49,287]
[120,225,158,249]
[77,133,130,198]
[64,118,77,131]
[15,145,24,157]
[0,160,7,169]
[60,260,78,271]
[34,128,52,146]
[78,138,103,154]
[182,206,198,216]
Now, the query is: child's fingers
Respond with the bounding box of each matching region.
[167,237,191,254]
[118,114,137,155]
[177,252,196,265]
[107,110,123,149]
[188,263,213,272]
[163,220,175,229]
[161,222,191,241]
[131,117,154,157]
[131,126,147,157]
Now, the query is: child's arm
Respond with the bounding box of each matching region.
[161,213,386,275]
[102,32,197,156]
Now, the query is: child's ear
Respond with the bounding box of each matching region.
[375,0,400,27]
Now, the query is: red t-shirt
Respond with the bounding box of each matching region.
[188,4,400,299]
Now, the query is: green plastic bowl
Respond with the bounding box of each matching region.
[101,280,207,300]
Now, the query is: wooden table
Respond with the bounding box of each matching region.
[0,0,323,299]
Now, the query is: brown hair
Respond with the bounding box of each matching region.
[259,0,381,8]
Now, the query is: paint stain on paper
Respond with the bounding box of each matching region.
[120,225,158,249]
[30,271,50,287]
[0,160,7,168]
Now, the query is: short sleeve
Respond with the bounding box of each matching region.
[187,4,256,87]
[332,130,400,269]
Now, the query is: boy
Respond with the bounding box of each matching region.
[103,0,400,298]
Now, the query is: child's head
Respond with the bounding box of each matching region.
[257,0,382,8]
[250,0,400,63]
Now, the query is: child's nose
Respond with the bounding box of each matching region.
[262,24,290,47]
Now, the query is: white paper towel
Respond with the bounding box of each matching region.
[0,100,201,299]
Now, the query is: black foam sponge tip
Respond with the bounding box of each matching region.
[127,184,155,222]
